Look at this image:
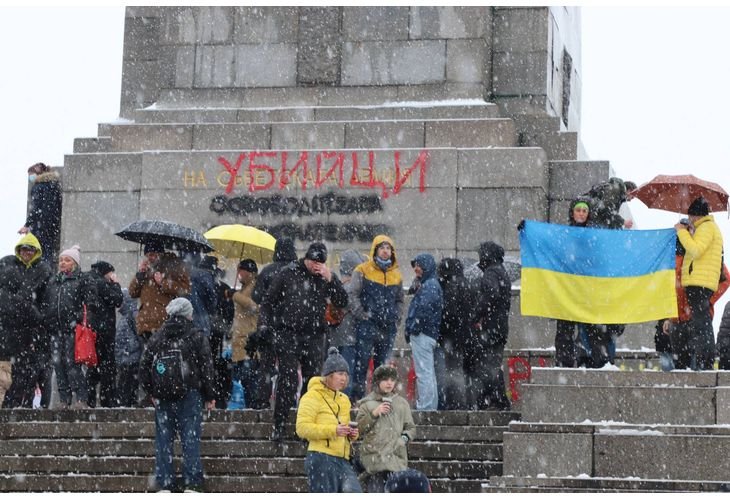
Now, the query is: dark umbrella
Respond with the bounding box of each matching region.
[115,219,214,253]
[630,174,728,214]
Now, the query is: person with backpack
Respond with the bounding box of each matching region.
[138,297,216,493]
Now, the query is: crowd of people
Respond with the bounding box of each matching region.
[553,178,729,372]
[2,164,727,492]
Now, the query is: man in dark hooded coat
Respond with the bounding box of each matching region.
[248,237,298,410]
[466,241,512,410]
[0,233,52,407]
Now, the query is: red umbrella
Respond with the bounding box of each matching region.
[630,174,728,214]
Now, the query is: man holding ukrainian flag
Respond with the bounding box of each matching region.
[519,220,678,368]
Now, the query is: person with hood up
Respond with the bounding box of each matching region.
[86,260,123,407]
[249,237,298,409]
[466,241,511,410]
[295,347,362,493]
[436,257,472,410]
[355,364,416,492]
[0,233,52,407]
[45,244,97,409]
[258,242,348,441]
[138,297,216,493]
[674,196,724,370]
[405,253,443,411]
[18,162,62,266]
[348,235,404,402]
[328,249,367,385]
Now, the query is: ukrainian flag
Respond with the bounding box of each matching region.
[520,220,678,324]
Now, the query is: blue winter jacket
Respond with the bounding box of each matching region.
[405,254,443,341]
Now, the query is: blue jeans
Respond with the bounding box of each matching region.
[53,332,88,405]
[350,320,396,400]
[155,390,204,490]
[305,452,362,493]
[410,334,438,410]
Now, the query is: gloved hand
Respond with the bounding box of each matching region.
[517,219,526,232]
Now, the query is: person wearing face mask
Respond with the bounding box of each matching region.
[347,235,404,403]
[18,163,62,267]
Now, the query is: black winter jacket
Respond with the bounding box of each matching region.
[44,269,97,337]
[138,315,216,402]
[0,254,52,360]
[87,270,123,337]
[258,259,348,340]
[252,238,298,305]
[472,262,511,347]
[437,258,474,353]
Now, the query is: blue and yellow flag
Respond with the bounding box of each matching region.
[519,220,678,324]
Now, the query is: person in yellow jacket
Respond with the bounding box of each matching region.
[296,347,362,492]
[674,196,725,370]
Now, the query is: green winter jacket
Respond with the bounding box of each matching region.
[355,390,416,475]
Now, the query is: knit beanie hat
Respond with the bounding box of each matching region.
[305,242,328,263]
[687,196,710,216]
[166,297,194,320]
[91,260,115,276]
[372,365,399,386]
[237,259,258,273]
[59,245,81,266]
[321,347,350,376]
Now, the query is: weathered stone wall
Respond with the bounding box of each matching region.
[61,6,653,351]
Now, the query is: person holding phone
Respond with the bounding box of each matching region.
[258,242,348,441]
[355,365,417,492]
[296,347,362,492]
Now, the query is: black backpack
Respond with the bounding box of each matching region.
[149,333,194,401]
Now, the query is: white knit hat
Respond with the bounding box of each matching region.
[59,245,81,266]
[166,297,194,320]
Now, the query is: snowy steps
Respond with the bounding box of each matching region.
[486,368,730,492]
[74,100,575,161]
[0,408,516,493]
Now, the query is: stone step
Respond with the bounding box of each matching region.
[105,118,518,152]
[0,407,516,426]
[503,422,730,482]
[0,455,499,480]
[0,420,506,443]
[132,102,501,124]
[528,367,725,387]
[155,85,487,110]
[0,472,487,493]
[0,437,501,461]
[487,476,730,493]
[73,137,112,154]
[521,368,730,427]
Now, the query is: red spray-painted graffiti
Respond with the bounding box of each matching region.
[215,149,429,199]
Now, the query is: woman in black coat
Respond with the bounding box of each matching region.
[45,245,97,409]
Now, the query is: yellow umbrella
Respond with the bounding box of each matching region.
[204,224,277,264]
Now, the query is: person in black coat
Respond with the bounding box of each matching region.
[18,163,62,267]
[0,233,52,408]
[249,237,298,410]
[45,245,97,409]
[258,242,348,441]
[86,261,124,407]
[466,241,512,411]
[436,257,472,410]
